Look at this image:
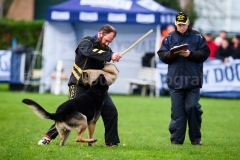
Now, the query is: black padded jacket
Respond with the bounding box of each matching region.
[157,27,210,89]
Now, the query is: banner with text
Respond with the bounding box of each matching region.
[157,59,240,98]
[0,50,12,82]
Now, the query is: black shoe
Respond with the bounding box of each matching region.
[191,141,203,145]
[106,143,118,147]
[171,141,182,145]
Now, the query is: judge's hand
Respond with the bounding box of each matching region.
[180,50,190,57]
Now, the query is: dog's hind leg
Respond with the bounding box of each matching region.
[56,123,71,146]
[60,129,71,146]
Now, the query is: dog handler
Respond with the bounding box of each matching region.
[38,24,122,146]
[157,12,210,145]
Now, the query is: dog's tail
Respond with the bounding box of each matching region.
[22,98,56,120]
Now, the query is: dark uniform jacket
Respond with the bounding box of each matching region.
[157,27,210,89]
[68,35,113,87]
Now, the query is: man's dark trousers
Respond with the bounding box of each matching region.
[169,88,203,144]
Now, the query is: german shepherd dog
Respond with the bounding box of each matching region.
[22,74,109,146]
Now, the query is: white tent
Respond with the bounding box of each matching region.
[40,0,178,94]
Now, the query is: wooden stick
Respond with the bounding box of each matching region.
[121,29,153,56]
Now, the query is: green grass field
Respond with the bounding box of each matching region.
[0,84,240,160]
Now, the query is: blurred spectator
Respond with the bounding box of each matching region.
[214,30,228,46]
[231,35,240,59]
[216,38,234,62]
[160,24,175,46]
[204,33,218,59]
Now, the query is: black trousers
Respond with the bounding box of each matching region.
[45,84,120,144]
[169,88,203,144]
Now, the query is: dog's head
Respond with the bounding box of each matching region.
[91,74,109,93]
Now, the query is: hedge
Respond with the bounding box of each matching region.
[0,19,44,50]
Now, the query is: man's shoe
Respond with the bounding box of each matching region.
[191,141,203,145]
[106,143,118,147]
[171,141,182,145]
[38,137,51,145]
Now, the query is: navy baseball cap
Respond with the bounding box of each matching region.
[175,12,189,25]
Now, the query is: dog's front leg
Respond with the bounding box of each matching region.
[88,122,97,146]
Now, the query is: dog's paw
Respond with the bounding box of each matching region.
[88,139,97,146]
[92,139,97,143]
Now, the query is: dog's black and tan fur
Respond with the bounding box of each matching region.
[22,74,109,146]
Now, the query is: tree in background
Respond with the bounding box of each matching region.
[156,0,181,12]
[1,0,12,18]
[156,0,197,26]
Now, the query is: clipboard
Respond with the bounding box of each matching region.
[170,44,188,58]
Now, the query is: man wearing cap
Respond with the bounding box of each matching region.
[157,12,210,145]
